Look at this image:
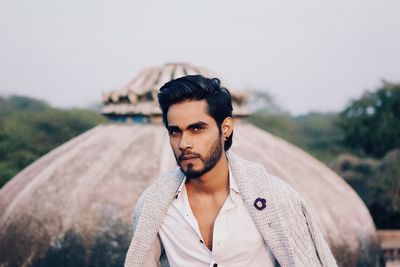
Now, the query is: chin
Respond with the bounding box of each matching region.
[181,163,200,172]
[185,172,203,180]
[180,166,205,180]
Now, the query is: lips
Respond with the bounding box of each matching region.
[181,156,198,161]
[180,154,199,162]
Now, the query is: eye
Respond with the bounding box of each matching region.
[192,126,205,133]
[169,129,181,136]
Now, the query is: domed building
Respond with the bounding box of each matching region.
[0,63,380,267]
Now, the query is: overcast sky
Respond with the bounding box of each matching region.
[1,0,399,115]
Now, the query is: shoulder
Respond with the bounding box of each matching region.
[134,167,182,207]
[265,171,303,203]
[131,168,183,227]
[228,151,303,204]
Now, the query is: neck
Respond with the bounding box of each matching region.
[186,152,229,195]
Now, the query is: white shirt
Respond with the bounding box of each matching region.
[159,169,275,267]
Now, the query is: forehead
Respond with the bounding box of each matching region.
[167,100,215,127]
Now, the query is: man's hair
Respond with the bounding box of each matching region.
[157,75,233,151]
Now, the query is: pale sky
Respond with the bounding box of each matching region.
[1,0,399,114]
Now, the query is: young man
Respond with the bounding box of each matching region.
[125,75,337,267]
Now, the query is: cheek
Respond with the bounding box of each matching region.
[169,138,180,152]
[202,132,221,149]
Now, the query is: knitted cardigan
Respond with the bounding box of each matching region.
[125,151,338,267]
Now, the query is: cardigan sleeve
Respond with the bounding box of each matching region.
[301,201,338,267]
[125,192,163,267]
[132,193,145,234]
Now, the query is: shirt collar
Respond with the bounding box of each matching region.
[175,175,187,199]
[228,166,240,194]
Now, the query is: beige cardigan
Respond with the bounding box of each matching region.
[125,152,337,267]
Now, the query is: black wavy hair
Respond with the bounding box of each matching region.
[157,75,233,151]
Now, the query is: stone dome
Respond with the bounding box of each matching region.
[0,64,379,267]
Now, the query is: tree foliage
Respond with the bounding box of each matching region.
[331,149,400,228]
[0,95,106,188]
[334,81,400,228]
[339,81,400,157]
[248,90,348,163]
[247,90,288,115]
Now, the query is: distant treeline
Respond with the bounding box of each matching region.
[0,95,106,188]
[0,81,399,229]
[249,81,400,229]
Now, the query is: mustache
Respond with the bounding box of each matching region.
[179,152,201,162]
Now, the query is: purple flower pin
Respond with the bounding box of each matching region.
[254,198,267,211]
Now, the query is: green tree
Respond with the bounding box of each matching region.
[0,95,106,188]
[247,90,348,163]
[376,150,400,213]
[339,81,400,157]
[294,112,347,163]
[331,149,400,229]
[247,90,301,146]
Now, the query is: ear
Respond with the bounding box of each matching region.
[221,117,234,140]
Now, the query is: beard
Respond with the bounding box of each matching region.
[176,135,223,180]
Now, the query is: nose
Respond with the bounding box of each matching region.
[179,132,193,151]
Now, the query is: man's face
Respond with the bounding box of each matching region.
[166,100,223,179]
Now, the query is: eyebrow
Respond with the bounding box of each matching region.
[167,121,209,132]
[167,125,181,133]
[187,121,208,130]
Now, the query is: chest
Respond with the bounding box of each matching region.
[159,191,275,267]
[189,197,224,250]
